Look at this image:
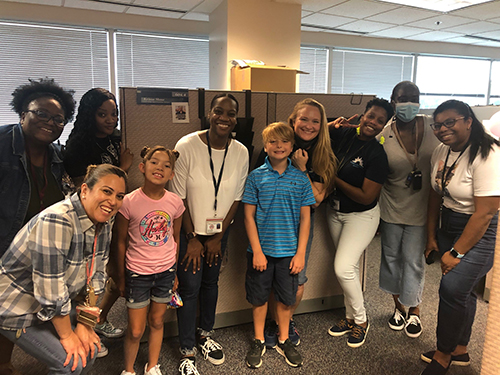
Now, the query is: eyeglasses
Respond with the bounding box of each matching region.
[26,109,66,128]
[430,117,464,131]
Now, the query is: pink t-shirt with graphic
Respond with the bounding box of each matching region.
[119,188,185,275]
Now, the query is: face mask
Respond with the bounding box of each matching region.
[395,102,420,123]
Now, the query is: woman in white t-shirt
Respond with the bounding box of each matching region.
[170,94,249,375]
[420,100,500,375]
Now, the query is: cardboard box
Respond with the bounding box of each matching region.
[231,64,302,93]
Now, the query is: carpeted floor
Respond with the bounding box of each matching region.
[11,235,488,374]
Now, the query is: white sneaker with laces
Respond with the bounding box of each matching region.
[179,357,200,375]
[405,314,423,338]
[144,363,162,375]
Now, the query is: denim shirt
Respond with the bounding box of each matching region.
[0,123,65,257]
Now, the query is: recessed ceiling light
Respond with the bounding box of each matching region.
[376,0,494,12]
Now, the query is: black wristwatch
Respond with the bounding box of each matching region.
[450,247,464,259]
[186,232,197,241]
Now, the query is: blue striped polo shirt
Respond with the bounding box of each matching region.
[242,157,316,258]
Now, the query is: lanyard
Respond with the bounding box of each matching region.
[337,132,369,173]
[26,149,48,211]
[392,119,419,169]
[205,131,229,216]
[441,146,467,195]
[86,226,100,289]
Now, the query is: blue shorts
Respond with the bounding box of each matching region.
[125,266,176,309]
[245,252,298,306]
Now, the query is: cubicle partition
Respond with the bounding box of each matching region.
[119,87,375,334]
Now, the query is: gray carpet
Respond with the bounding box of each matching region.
[11,235,487,374]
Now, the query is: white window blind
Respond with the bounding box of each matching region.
[330,50,413,101]
[299,46,328,93]
[416,56,490,109]
[490,61,500,105]
[0,22,109,144]
[115,32,209,89]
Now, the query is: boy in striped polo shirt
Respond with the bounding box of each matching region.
[242,122,316,369]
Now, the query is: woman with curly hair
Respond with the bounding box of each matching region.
[0,78,76,375]
[64,88,133,187]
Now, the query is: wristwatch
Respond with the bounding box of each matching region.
[450,247,464,259]
[186,232,197,241]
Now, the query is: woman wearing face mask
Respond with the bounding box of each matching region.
[0,164,127,375]
[377,81,440,339]
[170,94,249,375]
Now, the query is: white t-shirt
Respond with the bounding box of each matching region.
[119,188,185,275]
[431,143,500,214]
[170,132,249,235]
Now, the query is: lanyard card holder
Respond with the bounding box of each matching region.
[206,218,223,234]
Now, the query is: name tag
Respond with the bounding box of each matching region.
[206,218,223,234]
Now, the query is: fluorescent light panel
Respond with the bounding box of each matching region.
[376,0,494,12]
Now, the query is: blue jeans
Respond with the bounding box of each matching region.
[298,208,315,285]
[436,208,497,354]
[379,220,426,307]
[0,306,97,375]
[176,229,230,351]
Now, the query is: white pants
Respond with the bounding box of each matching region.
[326,204,380,325]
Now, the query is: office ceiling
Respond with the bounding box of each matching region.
[3,0,500,46]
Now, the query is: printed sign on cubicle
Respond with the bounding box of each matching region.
[136,87,188,105]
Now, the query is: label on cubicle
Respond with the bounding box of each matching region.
[136,87,188,105]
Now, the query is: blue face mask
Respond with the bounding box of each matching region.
[395,102,420,123]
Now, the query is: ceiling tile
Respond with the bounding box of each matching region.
[337,19,394,33]
[369,25,428,38]
[473,29,500,38]
[404,30,464,41]
[450,0,500,20]
[407,14,475,30]
[302,10,313,17]
[474,40,500,46]
[301,0,346,12]
[322,0,398,19]
[302,12,356,28]
[2,0,62,5]
[444,36,484,44]
[132,0,200,11]
[366,7,439,24]
[489,16,500,24]
[125,7,183,18]
[65,0,126,12]
[444,20,500,34]
[181,11,209,21]
[191,0,223,13]
[301,25,322,32]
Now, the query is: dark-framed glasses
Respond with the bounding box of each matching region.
[430,117,465,131]
[27,109,66,128]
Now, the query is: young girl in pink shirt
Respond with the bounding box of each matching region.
[115,146,185,375]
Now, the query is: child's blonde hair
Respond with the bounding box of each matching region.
[262,122,295,145]
[140,146,180,170]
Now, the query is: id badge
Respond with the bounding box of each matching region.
[332,198,340,211]
[206,218,223,234]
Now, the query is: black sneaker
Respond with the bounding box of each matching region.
[405,314,422,338]
[388,308,406,331]
[178,357,200,375]
[347,322,369,348]
[328,319,354,337]
[198,336,225,365]
[421,351,470,367]
[288,320,300,346]
[276,339,303,367]
[420,359,450,375]
[264,320,278,348]
[246,339,266,368]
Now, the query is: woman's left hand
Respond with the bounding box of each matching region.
[74,323,101,360]
[119,142,134,172]
[292,149,308,172]
[440,251,461,276]
[204,235,222,267]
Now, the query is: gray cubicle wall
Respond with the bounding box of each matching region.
[119,88,374,334]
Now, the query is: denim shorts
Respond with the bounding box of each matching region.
[245,252,298,306]
[125,266,176,309]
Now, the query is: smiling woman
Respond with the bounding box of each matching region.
[0,164,127,375]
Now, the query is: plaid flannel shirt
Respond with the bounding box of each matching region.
[0,193,112,330]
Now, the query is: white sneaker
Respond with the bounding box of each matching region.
[97,341,108,358]
[120,371,136,375]
[144,363,162,375]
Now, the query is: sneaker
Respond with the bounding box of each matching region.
[198,336,225,365]
[421,351,470,367]
[276,339,303,367]
[388,308,406,331]
[120,371,136,375]
[264,320,278,348]
[246,339,266,369]
[144,363,162,375]
[347,322,369,348]
[405,314,422,338]
[95,320,125,338]
[288,320,300,346]
[96,341,108,358]
[328,319,354,337]
[178,357,200,375]
[420,359,450,375]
